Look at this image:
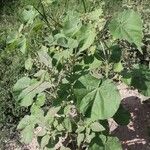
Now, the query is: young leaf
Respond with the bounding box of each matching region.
[89,136,103,150]
[113,62,123,73]
[74,74,121,120]
[104,136,122,150]
[25,57,33,70]
[63,118,72,132]
[37,127,47,137]
[77,133,84,147]
[34,70,47,78]
[46,106,61,117]
[30,103,44,116]
[109,10,143,52]
[22,5,38,24]
[36,92,46,107]
[38,46,52,68]
[89,58,102,70]
[17,115,31,130]
[67,38,78,49]
[13,77,31,91]
[90,122,105,132]
[41,134,51,149]
[20,92,36,107]
[21,125,34,144]
[76,126,85,133]
[18,36,27,54]
[79,28,96,53]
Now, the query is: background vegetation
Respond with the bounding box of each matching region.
[0,0,149,149]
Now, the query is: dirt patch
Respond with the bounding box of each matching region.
[110,84,150,150]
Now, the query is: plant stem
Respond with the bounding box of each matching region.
[33,6,52,29]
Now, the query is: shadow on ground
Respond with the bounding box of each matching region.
[112,96,150,150]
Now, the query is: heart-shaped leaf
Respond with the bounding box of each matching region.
[74,74,121,120]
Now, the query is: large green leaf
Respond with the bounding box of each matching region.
[109,10,143,51]
[74,75,121,120]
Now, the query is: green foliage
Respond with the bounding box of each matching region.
[1,0,150,149]
[109,9,143,52]
[10,0,146,149]
[74,75,121,120]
